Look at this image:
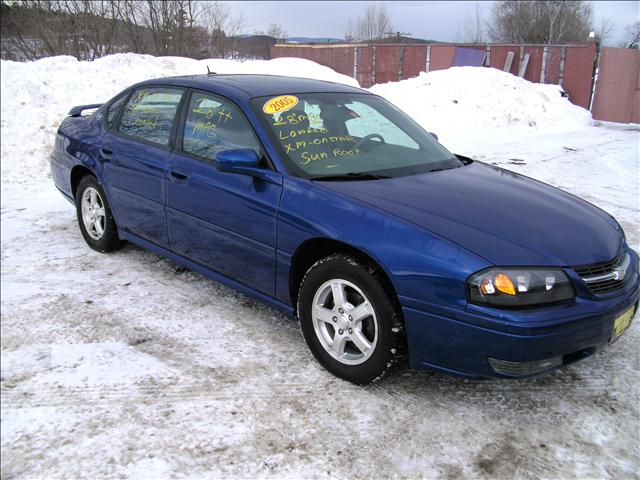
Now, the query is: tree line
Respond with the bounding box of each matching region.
[0,0,288,61]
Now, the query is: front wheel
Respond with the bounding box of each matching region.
[297,254,405,384]
[75,175,124,252]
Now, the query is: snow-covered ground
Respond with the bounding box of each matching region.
[1,55,639,479]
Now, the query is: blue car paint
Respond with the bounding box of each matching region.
[50,74,640,379]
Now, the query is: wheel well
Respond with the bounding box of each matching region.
[70,165,94,198]
[289,238,398,308]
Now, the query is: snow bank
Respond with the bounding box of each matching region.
[370,66,593,145]
[0,54,358,182]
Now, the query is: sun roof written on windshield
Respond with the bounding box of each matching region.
[251,92,461,179]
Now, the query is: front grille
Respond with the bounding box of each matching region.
[573,251,627,295]
[573,251,623,277]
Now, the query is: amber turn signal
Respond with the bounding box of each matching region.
[494,273,516,295]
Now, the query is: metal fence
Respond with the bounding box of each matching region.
[271,43,598,110]
[592,47,640,124]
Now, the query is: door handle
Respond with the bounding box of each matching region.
[100,147,113,160]
[169,169,189,180]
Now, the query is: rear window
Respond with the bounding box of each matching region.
[118,87,183,146]
[106,92,128,128]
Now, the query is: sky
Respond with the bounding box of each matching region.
[224,1,640,45]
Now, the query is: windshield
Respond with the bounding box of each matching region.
[250,92,463,180]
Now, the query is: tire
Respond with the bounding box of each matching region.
[75,175,124,252]
[297,253,405,384]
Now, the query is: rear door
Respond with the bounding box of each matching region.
[101,86,185,248]
[166,90,283,296]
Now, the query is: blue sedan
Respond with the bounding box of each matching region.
[50,74,639,384]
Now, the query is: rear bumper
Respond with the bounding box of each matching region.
[403,248,640,379]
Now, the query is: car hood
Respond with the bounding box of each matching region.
[318,161,623,266]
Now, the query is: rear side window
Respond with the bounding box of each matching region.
[182,92,260,162]
[119,87,183,146]
[106,92,128,128]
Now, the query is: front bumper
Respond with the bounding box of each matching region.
[403,248,640,379]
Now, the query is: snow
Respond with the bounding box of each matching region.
[370,66,594,148]
[1,54,639,478]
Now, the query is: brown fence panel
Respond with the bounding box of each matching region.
[429,45,456,71]
[488,45,519,75]
[376,45,401,84]
[402,45,426,80]
[356,46,374,87]
[544,46,562,85]
[522,46,544,83]
[635,60,640,124]
[330,48,354,77]
[592,47,640,123]
[563,43,597,110]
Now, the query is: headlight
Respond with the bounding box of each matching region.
[467,268,574,307]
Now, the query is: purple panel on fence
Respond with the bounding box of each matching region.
[452,47,486,67]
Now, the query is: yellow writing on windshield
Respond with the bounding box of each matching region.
[299,147,363,165]
[278,127,327,140]
[301,151,328,164]
[271,112,323,126]
[283,135,355,153]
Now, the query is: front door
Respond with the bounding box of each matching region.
[166,90,282,296]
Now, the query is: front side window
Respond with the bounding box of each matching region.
[251,92,462,179]
[182,92,260,162]
[118,87,183,146]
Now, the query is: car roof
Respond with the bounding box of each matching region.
[136,74,369,101]
[134,74,368,102]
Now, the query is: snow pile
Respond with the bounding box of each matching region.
[370,66,593,145]
[0,54,358,182]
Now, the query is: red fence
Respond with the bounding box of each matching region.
[592,47,640,124]
[271,43,597,110]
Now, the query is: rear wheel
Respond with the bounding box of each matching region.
[75,175,124,252]
[297,254,404,384]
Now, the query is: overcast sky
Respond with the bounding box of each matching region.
[225,1,640,45]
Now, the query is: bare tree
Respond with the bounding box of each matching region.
[201,1,244,58]
[266,23,288,42]
[253,23,288,42]
[461,2,485,43]
[488,1,593,44]
[618,21,640,48]
[345,3,393,42]
[593,18,615,46]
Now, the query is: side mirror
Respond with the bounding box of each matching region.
[429,132,439,141]
[215,148,283,186]
[216,148,261,176]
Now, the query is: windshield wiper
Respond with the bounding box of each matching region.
[308,172,391,181]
